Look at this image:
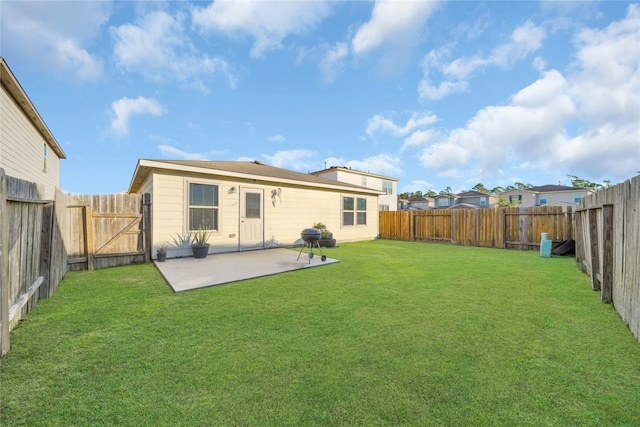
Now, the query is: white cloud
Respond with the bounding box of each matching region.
[1,1,109,81]
[268,135,286,143]
[351,0,439,54]
[110,96,166,136]
[157,145,207,160]
[419,70,576,178]
[262,150,317,172]
[111,10,236,90]
[419,21,546,101]
[402,129,441,152]
[319,42,349,83]
[192,1,332,59]
[324,154,403,178]
[367,111,438,138]
[417,5,640,183]
[418,79,469,101]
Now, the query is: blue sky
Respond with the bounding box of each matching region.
[1,1,639,195]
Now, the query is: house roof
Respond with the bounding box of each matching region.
[456,190,491,198]
[500,184,594,195]
[128,159,386,195]
[434,193,458,200]
[529,184,591,193]
[0,57,66,159]
[310,166,398,181]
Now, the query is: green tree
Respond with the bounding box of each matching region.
[471,183,489,193]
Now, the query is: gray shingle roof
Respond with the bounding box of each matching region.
[129,159,383,194]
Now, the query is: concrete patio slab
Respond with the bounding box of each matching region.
[154,247,340,292]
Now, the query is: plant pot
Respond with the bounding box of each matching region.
[191,244,210,259]
[157,252,167,262]
[319,238,336,248]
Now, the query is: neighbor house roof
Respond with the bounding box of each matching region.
[310,166,398,181]
[456,190,491,198]
[529,184,589,192]
[500,185,594,194]
[0,57,66,159]
[128,159,386,195]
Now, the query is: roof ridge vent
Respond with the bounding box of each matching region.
[253,160,266,165]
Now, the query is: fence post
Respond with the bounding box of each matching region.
[0,169,10,356]
[39,202,54,299]
[588,208,600,291]
[601,204,614,303]
[84,205,95,271]
[142,193,152,263]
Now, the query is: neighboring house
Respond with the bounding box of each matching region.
[128,159,384,259]
[434,190,497,209]
[0,57,66,199]
[399,196,434,210]
[310,166,398,212]
[500,185,596,208]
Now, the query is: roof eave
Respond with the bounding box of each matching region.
[130,160,384,195]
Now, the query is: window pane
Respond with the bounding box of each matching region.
[245,193,261,219]
[343,196,354,210]
[357,198,367,210]
[343,212,354,226]
[357,212,366,225]
[383,180,393,195]
[189,208,218,231]
[190,183,218,206]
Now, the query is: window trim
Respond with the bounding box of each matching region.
[573,192,585,203]
[342,195,368,227]
[539,194,548,205]
[185,179,221,233]
[382,180,393,195]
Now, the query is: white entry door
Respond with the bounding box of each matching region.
[239,187,264,251]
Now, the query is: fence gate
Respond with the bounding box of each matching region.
[65,193,151,271]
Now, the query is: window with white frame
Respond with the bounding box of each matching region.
[379,204,389,212]
[540,194,548,205]
[382,180,393,195]
[480,196,487,206]
[361,176,367,187]
[437,197,450,207]
[573,192,585,203]
[343,196,367,226]
[509,195,522,204]
[188,182,219,231]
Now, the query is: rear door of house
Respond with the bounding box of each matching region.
[239,187,264,251]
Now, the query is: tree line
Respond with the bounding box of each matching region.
[399,174,613,200]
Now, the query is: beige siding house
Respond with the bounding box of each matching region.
[500,185,596,208]
[0,58,66,199]
[310,166,398,211]
[128,160,383,259]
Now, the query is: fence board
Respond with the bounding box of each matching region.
[575,175,640,343]
[382,206,573,251]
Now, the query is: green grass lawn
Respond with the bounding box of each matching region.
[2,240,639,426]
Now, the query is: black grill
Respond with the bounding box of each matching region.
[297,228,327,263]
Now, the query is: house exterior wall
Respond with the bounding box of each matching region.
[145,171,379,258]
[537,191,586,206]
[316,169,398,211]
[0,86,61,199]
[499,190,536,207]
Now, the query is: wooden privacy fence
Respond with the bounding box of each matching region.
[63,193,151,271]
[1,168,152,356]
[0,171,67,356]
[379,206,573,249]
[575,175,639,343]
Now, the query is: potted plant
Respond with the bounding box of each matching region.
[313,222,336,248]
[190,226,212,259]
[156,243,168,262]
